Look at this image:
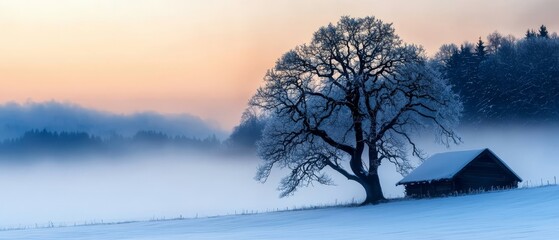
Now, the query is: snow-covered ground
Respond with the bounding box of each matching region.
[1,186,558,239]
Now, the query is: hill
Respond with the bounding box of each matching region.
[2,186,558,239]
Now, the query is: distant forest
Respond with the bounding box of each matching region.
[0,129,220,158]
[436,25,559,124]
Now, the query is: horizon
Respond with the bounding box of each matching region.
[2,0,558,130]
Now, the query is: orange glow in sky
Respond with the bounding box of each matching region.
[1,0,557,130]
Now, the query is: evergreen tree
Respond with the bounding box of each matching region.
[475,37,487,61]
[538,25,549,38]
[525,29,537,39]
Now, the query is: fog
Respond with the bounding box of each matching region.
[0,101,225,140]
[0,151,364,229]
[1,125,558,228]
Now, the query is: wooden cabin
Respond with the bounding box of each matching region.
[397,148,522,198]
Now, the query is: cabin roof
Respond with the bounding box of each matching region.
[397,148,521,185]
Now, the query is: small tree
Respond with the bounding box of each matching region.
[526,29,537,39]
[475,37,487,61]
[538,25,549,39]
[250,16,462,204]
[486,32,503,54]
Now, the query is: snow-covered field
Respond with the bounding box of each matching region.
[1,186,558,239]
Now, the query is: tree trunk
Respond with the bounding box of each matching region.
[360,145,385,204]
[360,167,385,205]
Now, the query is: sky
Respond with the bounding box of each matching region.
[1,0,557,130]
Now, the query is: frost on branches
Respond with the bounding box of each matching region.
[250,16,462,204]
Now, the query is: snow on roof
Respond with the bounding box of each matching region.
[397,149,486,185]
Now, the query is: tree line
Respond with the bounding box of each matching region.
[435,25,559,124]
[0,129,220,158]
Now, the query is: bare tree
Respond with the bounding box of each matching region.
[250,16,461,204]
[434,43,459,63]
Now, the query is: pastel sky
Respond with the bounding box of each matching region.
[1,0,557,130]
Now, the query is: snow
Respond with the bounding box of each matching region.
[1,186,558,239]
[397,148,486,184]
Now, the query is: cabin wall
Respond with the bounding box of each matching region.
[404,181,455,198]
[455,154,519,191]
